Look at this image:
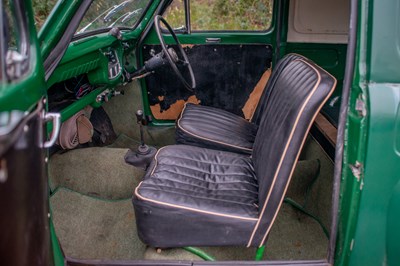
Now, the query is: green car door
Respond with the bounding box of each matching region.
[0,0,91,264]
[0,0,58,265]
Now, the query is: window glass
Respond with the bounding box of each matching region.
[2,0,29,81]
[32,0,58,31]
[162,0,185,30]
[163,0,273,31]
[76,0,150,35]
[191,0,273,31]
[3,0,17,50]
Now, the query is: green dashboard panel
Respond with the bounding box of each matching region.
[47,34,124,87]
[46,34,140,123]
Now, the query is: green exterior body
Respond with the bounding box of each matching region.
[336,0,400,265]
[0,0,46,112]
[1,0,400,265]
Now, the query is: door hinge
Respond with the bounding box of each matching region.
[355,94,367,117]
[349,161,364,190]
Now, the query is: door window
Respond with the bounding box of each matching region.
[164,0,273,32]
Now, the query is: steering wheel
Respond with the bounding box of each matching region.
[154,15,196,91]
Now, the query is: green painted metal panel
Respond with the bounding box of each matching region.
[336,0,400,265]
[347,84,400,266]
[367,0,400,83]
[0,0,46,112]
[39,0,84,60]
[387,180,400,265]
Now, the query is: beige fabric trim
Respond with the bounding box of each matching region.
[150,147,165,176]
[135,182,258,222]
[77,115,93,144]
[247,59,336,247]
[177,103,253,152]
[57,106,93,149]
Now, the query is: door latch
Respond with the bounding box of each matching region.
[43,112,61,148]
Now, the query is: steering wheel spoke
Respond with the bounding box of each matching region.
[154,15,196,91]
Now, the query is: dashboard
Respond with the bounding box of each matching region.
[47,33,138,123]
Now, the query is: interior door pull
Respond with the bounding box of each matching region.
[43,112,61,148]
[206,38,221,43]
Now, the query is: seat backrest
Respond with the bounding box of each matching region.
[248,59,336,247]
[251,53,304,125]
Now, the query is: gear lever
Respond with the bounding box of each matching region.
[136,110,150,154]
[124,110,157,170]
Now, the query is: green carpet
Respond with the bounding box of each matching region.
[108,134,141,150]
[49,147,144,200]
[299,136,334,231]
[50,189,145,260]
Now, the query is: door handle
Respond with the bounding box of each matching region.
[43,112,61,148]
[206,38,221,43]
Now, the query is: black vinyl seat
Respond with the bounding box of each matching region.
[134,145,259,247]
[176,53,304,154]
[133,59,336,248]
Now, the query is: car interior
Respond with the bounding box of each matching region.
[43,0,350,263]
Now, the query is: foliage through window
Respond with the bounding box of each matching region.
[163,0,185,31]
[3,0,17,50]
[32,0,58,31]
[76,0,150,35]
[164,0,273,31]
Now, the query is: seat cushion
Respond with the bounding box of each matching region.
[176,103,258,154]
[133,145,258,247]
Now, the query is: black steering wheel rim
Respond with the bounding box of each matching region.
[154,15,196,91]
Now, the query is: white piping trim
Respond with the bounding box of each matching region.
[247,59,337,247]
[177,103,253,152]
[135,182,258,222]
[150,147,166,176]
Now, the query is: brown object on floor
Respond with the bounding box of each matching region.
[150,95,200,120]
[314,113,337,145]
[242,69,271,120]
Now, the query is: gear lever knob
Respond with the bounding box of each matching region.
[136,109,144,124]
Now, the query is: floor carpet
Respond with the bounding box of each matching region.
[49,147,144,200]
[50,189,146,260]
